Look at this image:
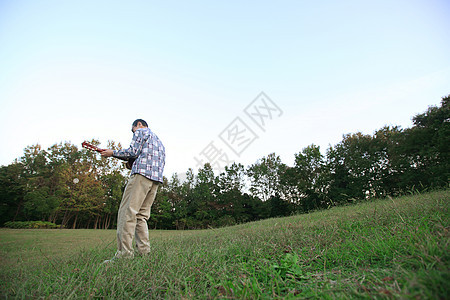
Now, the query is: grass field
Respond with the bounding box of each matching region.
[0,190,448,299]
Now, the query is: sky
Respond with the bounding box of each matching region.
[0,0,449,179]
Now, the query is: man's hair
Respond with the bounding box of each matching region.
[132,119,148,127]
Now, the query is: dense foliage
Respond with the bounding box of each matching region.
[0,140,126,229]
[0,96,448,229]
[3,221,58,229]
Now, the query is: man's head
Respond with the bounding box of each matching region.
[132,119,148,133]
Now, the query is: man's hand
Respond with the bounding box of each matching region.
[100,149,114,158]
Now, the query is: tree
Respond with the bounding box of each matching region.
[399,95,450,190]
[215,163,247,225]
[170,169,196,230]
[371,125,405,196]
[326,133,378,203]
[267,193,293,217]
[282,145,329,212]
[19,144,59,222]
[98,170,126,229]
[246,153,286,202]
[189,163,217,228]
[57,161,105,228]
[150,188,174,229]
[0,162,26,225]
[166,173,187,229]
[1,141,125,228]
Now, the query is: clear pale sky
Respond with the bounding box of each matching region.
[0,0,449,178]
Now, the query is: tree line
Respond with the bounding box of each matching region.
[1,96,448,229]
[0,141,126,229]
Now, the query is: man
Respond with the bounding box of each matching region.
[101,119,165,261]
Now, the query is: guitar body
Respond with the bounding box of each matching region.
[125,158,136,170]
[82,141,135,170]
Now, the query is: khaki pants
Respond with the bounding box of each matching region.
[115,174,159,258]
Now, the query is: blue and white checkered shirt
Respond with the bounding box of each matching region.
[113,127,165,183]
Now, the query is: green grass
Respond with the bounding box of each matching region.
[1,190,448,299]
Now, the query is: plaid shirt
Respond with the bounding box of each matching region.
[113,127,165,183]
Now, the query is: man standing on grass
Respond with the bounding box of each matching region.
[101,119,165,262]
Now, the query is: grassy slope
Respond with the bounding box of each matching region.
[0,190,448,299]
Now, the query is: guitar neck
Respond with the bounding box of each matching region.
[82,142,105,153]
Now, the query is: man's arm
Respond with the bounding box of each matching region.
[101,129,147,159]
[100,149,114,158]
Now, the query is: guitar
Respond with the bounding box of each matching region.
[81,141,135,170]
